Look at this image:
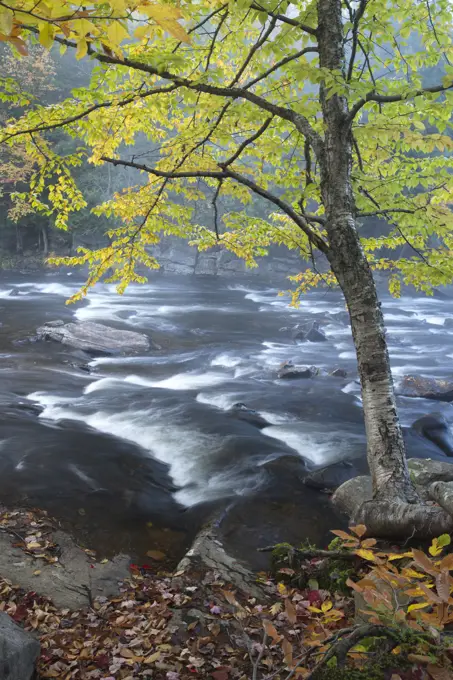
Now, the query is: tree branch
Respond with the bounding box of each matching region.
[101,155,328,253]
[358,208,416,217]
[222,117,272,167]
[0,85,178,143]
[249,2,318,36]
[347,81,453,124]
[21,25,323,155]
[345,0,368,82]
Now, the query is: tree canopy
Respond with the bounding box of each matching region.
[1,0,453,301]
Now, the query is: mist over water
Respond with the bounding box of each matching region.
[1,271,453,557]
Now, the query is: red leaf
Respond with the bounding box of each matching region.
[307,590,321,605]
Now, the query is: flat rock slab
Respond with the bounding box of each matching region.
[0,530,130,610]
[397,375,453,401]
[0,611,40,680]
[37,321,150,355]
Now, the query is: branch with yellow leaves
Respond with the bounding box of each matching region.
[101,155,328,253]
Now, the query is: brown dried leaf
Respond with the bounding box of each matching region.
[282,637,293,667]
[427,664,453,680]
[351,524,367,538]
[263,619,282,644]
[436,569,451,603]
[285,598,297,624]
[412,549,438,576]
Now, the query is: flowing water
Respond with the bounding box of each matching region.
[1,271,453,563]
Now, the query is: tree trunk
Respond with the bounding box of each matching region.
[316,0,416,504]
[15,225,23,255]
[41,225,49,257]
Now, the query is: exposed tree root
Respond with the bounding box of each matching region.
[353,500,453,538]
[258,546,358,561]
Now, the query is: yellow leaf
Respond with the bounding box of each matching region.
[39,22,55,49]
[355,549,378,562]
[146,549,166,561]
[141,4,190,43]
[106,21,129,46]
[140,4,183,20]
[429,538,443,557]
[321,601,333,613]
[76,38,88,60]
[134,25,150,40]
[144,651,161,664]
[0,8,13,35]
[407,602,430,612]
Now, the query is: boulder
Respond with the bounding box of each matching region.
[306,323,328,342]
[0,612,40,680]
[332,476,373,517]
[228,403,270,429]
[411,414,453,456]
[277,364,314,380]
[295,322,328,343]
[408,458,453,487]
[397,375,453,401]
[330,368,348,378]
[304,460,362,492]
[37,321,151,356]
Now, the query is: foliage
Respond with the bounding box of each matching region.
[1,1,453,298]
[0,0,190,58]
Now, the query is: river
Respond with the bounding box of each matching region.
[0,271,452,567]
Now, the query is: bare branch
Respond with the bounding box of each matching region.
[212,180,223,239]
[347,80,453,124]
[345,0,368,82]
[249,2,318,36]
[358,208,416,216]
[222,117,273,167]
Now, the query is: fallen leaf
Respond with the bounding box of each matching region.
[146,550,166,561]
[144,651,161,664]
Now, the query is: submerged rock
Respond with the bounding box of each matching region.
[0,612,40,680]
[228,403,270,429]
[397,375,453,401]
[37,321,151,356]
[330,368,348,378]
[294,322,328,343]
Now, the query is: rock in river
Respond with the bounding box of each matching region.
[228,403,270,429]
[294,321,328,343]
[411,413,453,456]
[277,363,314,380]
[397,375,453,401]
[37,321,151,356]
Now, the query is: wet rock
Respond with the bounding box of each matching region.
[0,612,40,680]
[277,362,314,379]
[397,375,453,401]
[306,323,328,342]
[408,458,453,487]
[36,321,151,356]
[174,521,269,599]
[332,476,373,517]
[294,322,328,343]
[330,368,348,378]
[45,319,65,327]
[304,460,364,492]
[411,413,453,456]
[329,310,350,326]
[227,403,270,429]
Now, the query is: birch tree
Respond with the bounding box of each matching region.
[3,0,453,535]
